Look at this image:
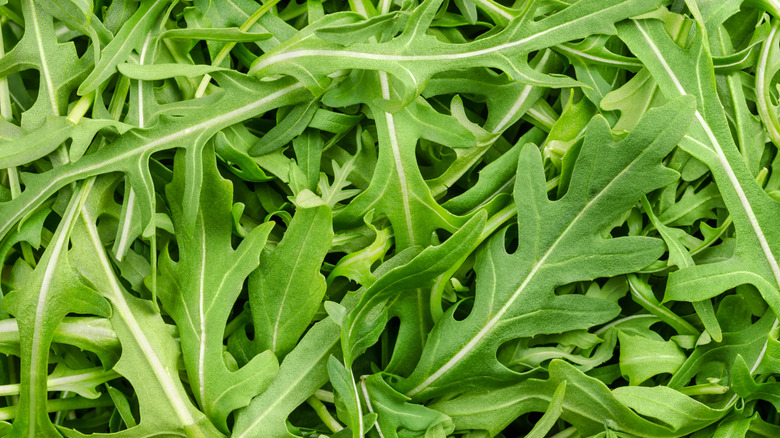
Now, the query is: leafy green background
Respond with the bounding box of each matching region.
[1,0,780,437]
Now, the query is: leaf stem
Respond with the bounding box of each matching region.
[67,92,95,125]
[306,395,343,432]
[0,7,23,27]
[0,367,120,397]
[195,0,282,98]
[0,19,10,122]
[0,394,114,421]
[678,382,729,396]
[756,21,780,148]
[549,426,578,438]
[314,389,335,403]
[627,274,700,337]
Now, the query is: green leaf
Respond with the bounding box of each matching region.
[617,330,686,385]
[327,356,364,438]
[250,0,663,106]
[78,0,171,95]
[432,360,685,437]
[397,98,693,401]
[250,189,333,359]
[68,177,222,437]
[233,318,341,438]
[525,381,566,438]
[3,183,109,438]
[334,97,478,249]
[0,73,312,242]
[361,374,454,438]
[0,1,91,126]
[612,385,727,431]
[341,212,485,366]
[618,19,780,317]
[158,144,278,432]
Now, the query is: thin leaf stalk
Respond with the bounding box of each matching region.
[195,0,283,97]
[0,394,114,421]
[306,395,344,432]
[627,274,699,337]
[0,368,120,397]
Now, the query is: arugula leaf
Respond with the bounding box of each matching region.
[617,19,780,315]
[3,1,780,436]
[397,97,694,400]
[158,144,277,432]
[249,190,333,359]
[3,183,109,437]
[68,177,222,437]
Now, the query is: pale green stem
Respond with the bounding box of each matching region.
[0,394,114,421]
[0,21,10,121]
[67,92,95,125]
[0,6,23,27]
[756,22,780,148]
[0,368,120,397]
[378,0,392,14]
[549,427,578,438]
[195,0,282,97]
[52,391,70,425]
[314,389,335,403]
[5,356,17,408]
[678,382,729,396]
[306,396,343,433]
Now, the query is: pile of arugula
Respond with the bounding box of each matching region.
[1,0,780,436]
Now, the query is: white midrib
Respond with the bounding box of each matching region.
[197,220,207,407]
[253,3,624,71]
[634,21,780,289]
[555,44,639,69]
[492,84,533,133]
[0,82,305,242]
[29,2,58,114]
[407,148,640,397]
[115,34,152,260]
[379,72,414,245]
[96,2,158,80]
[724,317,780,408]
[27,185,84,438]
[0,368,119,397]
[621,355,680,364]
[360,377,386,438]
[234,334,333,438]
[81,209,197,427]
[115,189,136,259]
[474,0,513,20]
[634,21,780,409]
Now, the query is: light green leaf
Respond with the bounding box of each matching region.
[397,98,694,401]
[250,189,333,359]
[617,330,686,385]
[158,144,278,432]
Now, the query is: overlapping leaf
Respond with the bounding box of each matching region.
[616,19,780,318]
[396,98,694,400]
[249,0,664,108]
[158,145,277,432]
